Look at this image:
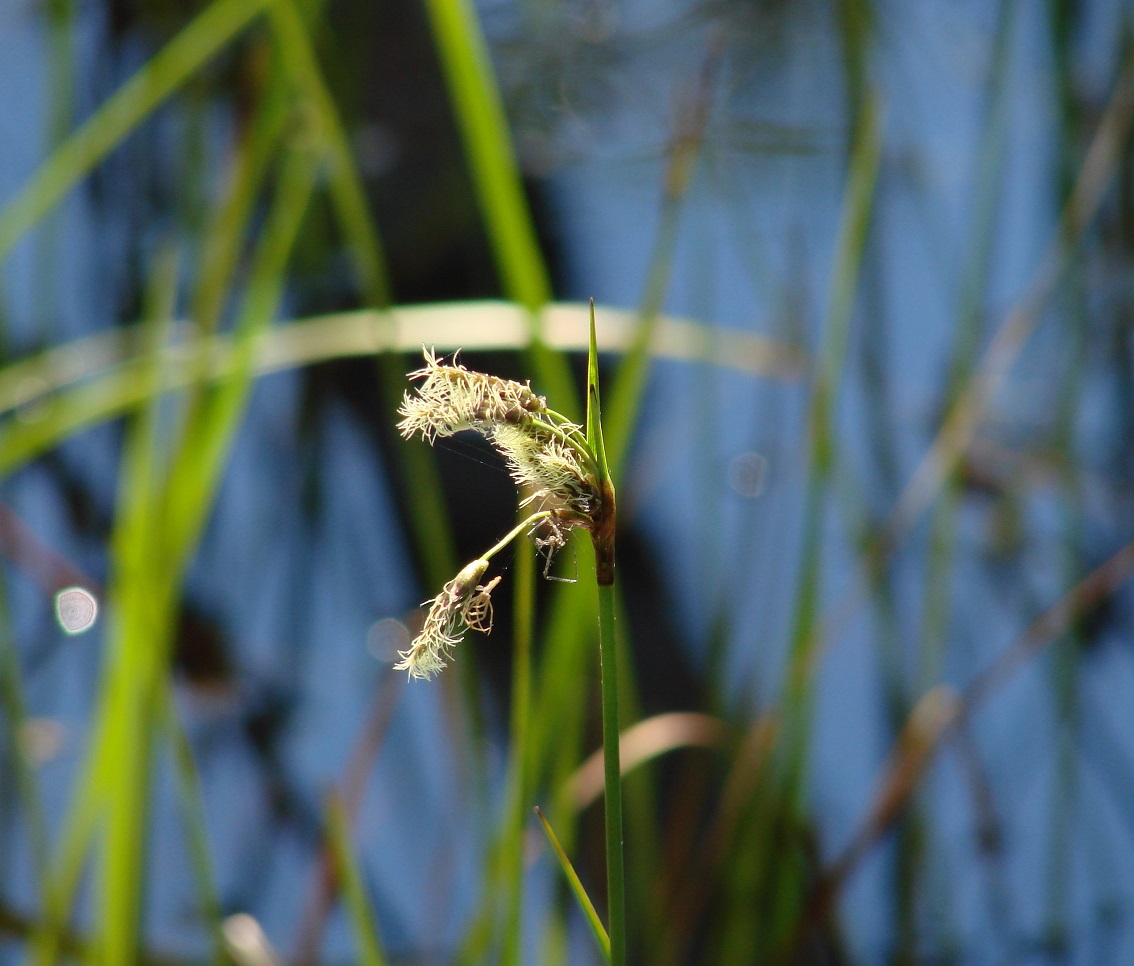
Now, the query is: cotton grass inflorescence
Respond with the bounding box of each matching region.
[394,348,609,680]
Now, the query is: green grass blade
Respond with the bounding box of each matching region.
[710,92,880,958]
[534,806,611,964]
[420,0,578,418]
[266,0,392,308]
[602,43,721,476]
[0,0,271,262]
[96,245,182,965]
[419,0,549,311]
[189,54,293,341]
[781,92,882,777]
[265,0,464,619]
[160,136,320,571]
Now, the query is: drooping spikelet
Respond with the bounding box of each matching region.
[394,559,502,681]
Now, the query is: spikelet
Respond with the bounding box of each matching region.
[397,349,548,443]
[394,560,501,681]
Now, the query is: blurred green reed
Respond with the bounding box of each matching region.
[0,0,1133,964]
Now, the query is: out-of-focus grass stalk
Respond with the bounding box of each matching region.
[178,44,291,484]
[267,0,392,308]
[659,716,779,965]
[419,0,576,416]
[269,0,462,652]
[30,119,320,964]
[159,138,319,561]
[867,52,1134,559]
[799,540,1134,942]
[97,246,182,965]
[419,0,549,311]
[780,94,881,797]
[188,47,291,342]
[1042,2,1089,942]
[31,0,76,346]
[715,94,878,960]
[325,793,388,966]
[834,0,903,739]
[530,562,596,966]
[916,0,1016,694]
[0,0,271,262]
[113,139,317,959]
[24,247,169,965]
[603,37,722,475]
[29,750,102,961]
[901,3,1016,951]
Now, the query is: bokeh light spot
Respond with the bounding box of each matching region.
[727,451,768,499]
[55,587,98,634]
[367,617,410,663]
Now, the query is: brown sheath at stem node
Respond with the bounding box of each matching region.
[592,479,617,586]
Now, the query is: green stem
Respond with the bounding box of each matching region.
[597,580,625,966]
[482,511,553,562]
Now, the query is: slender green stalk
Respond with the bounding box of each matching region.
[596,580,625,966]
[267,0,392,308]
[419,0,548,311]
[419,0,578,420]
[520,57,716,922]
[28,744,104,963]
[268,0,462,601]
[586,302,624,965]
[392,306,622,961]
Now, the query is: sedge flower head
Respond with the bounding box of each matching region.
[394,349,613,679]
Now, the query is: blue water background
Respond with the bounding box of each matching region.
[2,0,1133,962]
